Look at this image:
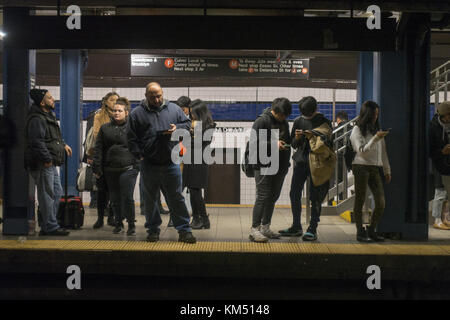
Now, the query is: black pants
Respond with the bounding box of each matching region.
[96,176,110,219]
[189,187,207,218]
[252,169,287,228]
[289,163,329,231]
[104,168,139,224]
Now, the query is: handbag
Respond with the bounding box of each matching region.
[76,165,97,192]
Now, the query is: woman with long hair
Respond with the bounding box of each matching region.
[182,99,216,229]
[87,91,119,229]
[93,97,139,235]
[350,100,391,242]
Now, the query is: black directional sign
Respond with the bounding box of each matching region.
[131,55,309,79]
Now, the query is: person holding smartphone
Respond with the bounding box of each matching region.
[281,96,332,241]
[248,98,292,243]
[350,100,391,242]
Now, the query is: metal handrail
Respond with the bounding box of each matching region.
[431,60,450,76]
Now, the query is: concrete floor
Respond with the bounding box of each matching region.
[1,206,450,244]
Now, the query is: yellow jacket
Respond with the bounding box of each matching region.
[308,123,336,186]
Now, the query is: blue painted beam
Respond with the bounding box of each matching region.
[60,50,83,196]
[357,52,374,114]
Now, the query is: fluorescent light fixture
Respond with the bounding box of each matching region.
[0,31,6,38]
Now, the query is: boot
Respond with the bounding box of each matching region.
[93,217,104,229]
[107,215,115,227]
[367,225,385,242]
[201,214,210,229]
[127,222,136,236]
[190,216,203,229]
[356,226,372,243]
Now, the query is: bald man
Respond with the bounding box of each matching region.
[127,82,196,243]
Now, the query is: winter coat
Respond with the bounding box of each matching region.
[291,113,332,166]
[182,121,216,189]
[308,123,336,186]
[249,107,291,174]
[92,118,138,176]
[24,104,66,170]
[430,113,450,175]
[127,99,191,165]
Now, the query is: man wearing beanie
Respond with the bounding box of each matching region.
[25,88,72,236]
[430,101,450,230]
[280,96,333,241]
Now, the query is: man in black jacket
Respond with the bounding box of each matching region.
[127,82,195,243]
[248,97,292,243]
[25,89,72,236]
[281,96,332,241]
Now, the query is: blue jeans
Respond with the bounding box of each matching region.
[141,162,191,233]
[30,166,62,232]
[289,163,329,231]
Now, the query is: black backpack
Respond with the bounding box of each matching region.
[344,137,356,171]
[242,140,255,178]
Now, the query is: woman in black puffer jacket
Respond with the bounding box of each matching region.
[93,97,139,235]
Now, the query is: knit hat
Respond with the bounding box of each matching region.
[437,101,450,116]
[30,88,48,106]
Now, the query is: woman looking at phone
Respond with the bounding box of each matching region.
[350,100,391,242]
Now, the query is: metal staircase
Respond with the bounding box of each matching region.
[431,60,449,106]
[309,59,450,221]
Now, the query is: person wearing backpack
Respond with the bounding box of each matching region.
[430,101,450,230]
[281,96,333,241]
[87,91,119,229]
[350,100,391,242]
[248,98,292,243]
[25,89,72,236]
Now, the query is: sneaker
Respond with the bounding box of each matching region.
[40,228,70,236]
[113,223,124,234]
[249,227,269,243]
[190,216,203,229]
[127,224,136,236]
[178,231,196,244]
[433,222,450,230]
[260,224,281,239]
[302,227,317,241]
[146,232,160,242]
[279,227,303,237]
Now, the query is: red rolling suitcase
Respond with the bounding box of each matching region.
[57,153,85,229]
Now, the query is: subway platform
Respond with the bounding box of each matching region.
[0,206,449,299]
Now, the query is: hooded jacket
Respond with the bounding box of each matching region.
[430,113,450,175]
[249,107,291,174]
[92,118,138,176]
[127,99,191,165]
[24,104,66,170]
[308,123,336,186]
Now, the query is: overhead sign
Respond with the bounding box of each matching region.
[131,54,309,79]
